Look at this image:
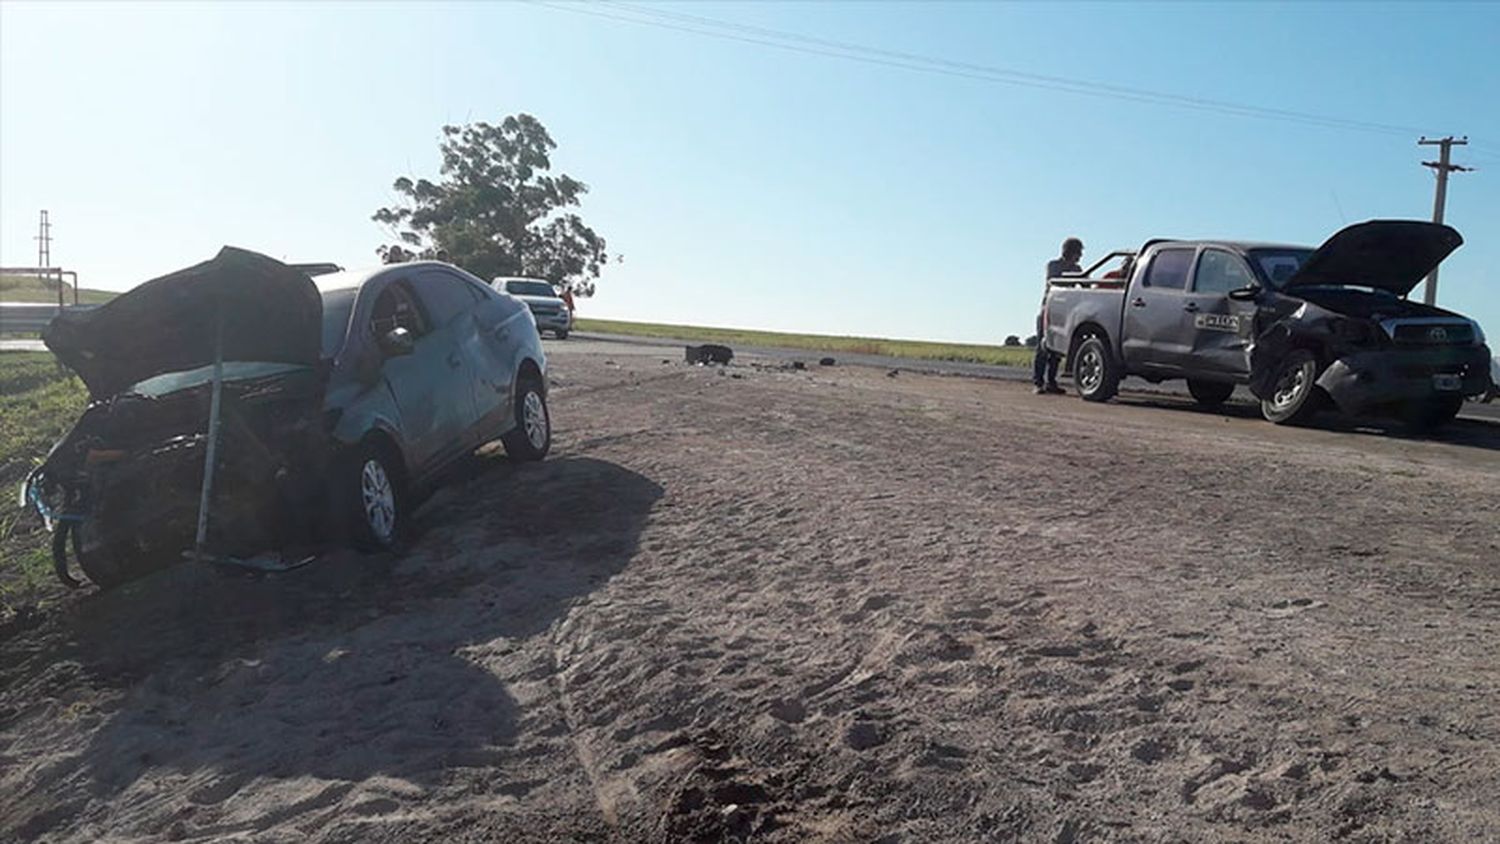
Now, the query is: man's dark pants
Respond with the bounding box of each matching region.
[1032,314,1059,388]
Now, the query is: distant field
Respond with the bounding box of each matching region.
[574,318,1035,367]
[0,274,116,305]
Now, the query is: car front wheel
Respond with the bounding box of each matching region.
[343,445,404,551]
[503,377,551,461]
[1188,379,1235,408]
[1260,349,1322,425]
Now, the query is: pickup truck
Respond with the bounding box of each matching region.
[1041,220,1492,428]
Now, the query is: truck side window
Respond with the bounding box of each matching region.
[1194,249,1255,296]
[1143,249,1193,291]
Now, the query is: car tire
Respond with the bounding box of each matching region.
[503,376,551,462]
[1073,336,1120,402]
[555,330,569,340]
[1400,395,1463,432]
[1260,349,1323,425]
[341,443,404,551]
[1187,379,1235,408]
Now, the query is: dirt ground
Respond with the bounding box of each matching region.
[2,341,1498,843]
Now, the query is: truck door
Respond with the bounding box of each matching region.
[1121,247,1195,374]
[1185,249,1260,378]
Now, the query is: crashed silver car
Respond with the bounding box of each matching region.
[23,247,552,589]
[1043,220,1492,427]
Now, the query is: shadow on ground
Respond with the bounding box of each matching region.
[0,456,662,841]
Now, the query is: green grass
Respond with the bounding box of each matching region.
[1,273,117,305]
[573,318,1035,368]
[0,353,89,610]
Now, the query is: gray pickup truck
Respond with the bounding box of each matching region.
[1042,220,1492,428]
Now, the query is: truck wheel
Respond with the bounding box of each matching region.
[1260,349,1322,425]
[1400,396,1463,432]
[503,376,551,461]
[1187,379,1235,408]
[1073,336,1119,402]
[340,443,405,551]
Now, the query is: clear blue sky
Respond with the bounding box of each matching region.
[3,1,1498,343]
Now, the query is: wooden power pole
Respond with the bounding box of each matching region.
[1418,136,1471,305]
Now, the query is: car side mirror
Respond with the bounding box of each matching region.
[1228,284,1261,301]
[379,326,415,357]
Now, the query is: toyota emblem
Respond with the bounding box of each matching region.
[1427,326,1449,343]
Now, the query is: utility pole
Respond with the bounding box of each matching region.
[34,210,59,308]
[1418,136,1471,305]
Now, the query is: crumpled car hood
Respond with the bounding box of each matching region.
[1284,220,1462,297]
[44,247,323,398]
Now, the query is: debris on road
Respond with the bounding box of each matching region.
[819,357,836,366]
[685,344,734,365]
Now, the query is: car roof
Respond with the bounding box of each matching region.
[1149,239,1312,254]
[311,261,473,296]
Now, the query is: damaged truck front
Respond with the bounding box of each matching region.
[1043,220,1492,426]
[22,248,330,588]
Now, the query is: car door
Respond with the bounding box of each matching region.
[407,271,486,464]
[1121,247,1195,374]
[417,268,512,437]
[1185,248,1260,378]
[368,280,453,472]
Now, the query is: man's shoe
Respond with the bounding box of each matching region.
[1033,385,1047,395]
[1045,384,1066,395]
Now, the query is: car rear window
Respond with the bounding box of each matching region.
[1144,248,1193,290]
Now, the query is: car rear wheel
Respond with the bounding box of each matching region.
[1400,395,1463,432]
[1260,349,1322,425]
[1187,379,1235,408]
[503,377,551,461]
[555,330,569,340]
[1073,336,1119,402]
[342,444,404,551]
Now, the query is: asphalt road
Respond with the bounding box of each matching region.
[569,331,1500,424]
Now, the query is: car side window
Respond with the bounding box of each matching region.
[1143,248,1193,291]
[1193,249,1255,296]
[414,270,481,327]
[370,281,429,338]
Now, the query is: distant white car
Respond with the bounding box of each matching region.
[493,277,572,339]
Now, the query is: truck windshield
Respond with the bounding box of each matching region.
[504,280,558,297]
[1248,248,1315,289]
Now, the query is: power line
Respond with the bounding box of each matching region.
[533,0,1458,138]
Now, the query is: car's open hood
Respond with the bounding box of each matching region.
[1284,220,1462,296]
[44,247,322,398]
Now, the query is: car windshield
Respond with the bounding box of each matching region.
[1248,248,1315,289]
[504,280,558,297]
[320,287,358,357]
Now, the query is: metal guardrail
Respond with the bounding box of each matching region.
[0,302,98,334]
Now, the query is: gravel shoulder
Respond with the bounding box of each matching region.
[2,341,1497,842]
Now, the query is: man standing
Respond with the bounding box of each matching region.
[1035,237,1083,394]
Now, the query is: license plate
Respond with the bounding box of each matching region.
[1433,374,1462,391]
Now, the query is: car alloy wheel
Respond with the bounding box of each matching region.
[523,391,548,450]
[361,458,397,546]
[1077,346,1103,394]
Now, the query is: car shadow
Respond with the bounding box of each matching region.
[1,456,662,840]
[1109,389,1500,451]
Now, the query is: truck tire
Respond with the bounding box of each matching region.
[503,376,552,462]
[1260,349,1322,425]
[1073,336,1120,402]
[1400,395,1463,432]
[1187,379,1235,408]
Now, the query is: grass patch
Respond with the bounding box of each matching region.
[0,353,89,610]
[574,318,1034,368]
[1,273,116,305]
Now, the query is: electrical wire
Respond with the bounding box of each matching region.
[532,0,1461,138]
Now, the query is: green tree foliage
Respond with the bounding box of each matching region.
[373,114,610,294]
[1004,335,1021,347]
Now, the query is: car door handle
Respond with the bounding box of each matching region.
[1183,302,1200,312]
[1131,298,1147,308]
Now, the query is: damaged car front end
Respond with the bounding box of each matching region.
[24,247,331,588]
[1245,221,1491,426]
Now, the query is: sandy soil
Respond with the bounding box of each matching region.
[2,342,1498,843]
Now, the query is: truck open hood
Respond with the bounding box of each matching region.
[1284,220,1462,296]
[44,247,323,398]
